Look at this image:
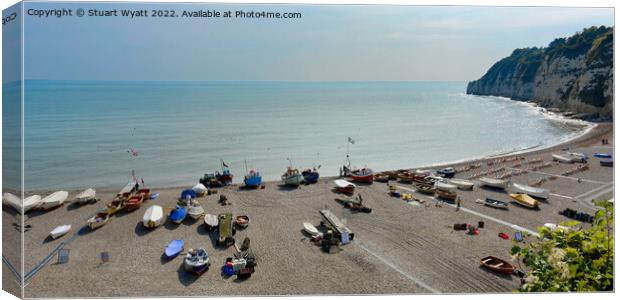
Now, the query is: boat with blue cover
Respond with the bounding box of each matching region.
[594,153,612,159]
[302,168,320,184]
[169,206,187,224]
[164,239,184,259]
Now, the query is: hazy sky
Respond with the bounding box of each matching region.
[20,3,614,81]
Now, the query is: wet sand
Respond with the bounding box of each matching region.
[2,123,613,298]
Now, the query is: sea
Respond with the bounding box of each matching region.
[10,80,592,191]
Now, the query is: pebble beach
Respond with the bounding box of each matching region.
[2,123,613,298]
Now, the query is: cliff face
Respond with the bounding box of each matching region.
[467,26,613,120]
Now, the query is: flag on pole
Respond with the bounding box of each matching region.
[141,178,145,186]
[348,137,355,144]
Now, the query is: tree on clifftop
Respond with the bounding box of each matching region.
[511,199,614,292]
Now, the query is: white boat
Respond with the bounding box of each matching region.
[192,183,208,195]
[434,181,458,193]
[75,188,96,204]
[478,177,508,190]
[49,224,71,239]
[281,167,303,187]
[187,199,205,220]
[334,179,356,194]
[427,174,446,183]
[510,182,549,199]
[552,154,573,163]
[143,205,165,228]
[449,178,474,190]
[567,152,587,163]
[4,193,42,213]
[303,222,320,236]
[88,212,110,230]
[184,248,211,274]
[40,191,69,210]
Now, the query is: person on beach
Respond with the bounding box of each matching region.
[456,198,461,211]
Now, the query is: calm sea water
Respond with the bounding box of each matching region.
[17,80,589,191]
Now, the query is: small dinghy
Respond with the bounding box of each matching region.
[303,222,320,236]
[480,256,515,275]
[435,181,458,193]
[40,191,69,210]
[484,197,509,209]
[88,212,110,230]
[510,182,549,199]
[187,199,205,220]
[235,215,250,229]
[75,188,97,204]
[449,178,474,190]
[49,224,71,239]
[478,177,508,190]
[169,206,187,224]
[105,199,125,215]
[334,179,356,195]
[143,205,165,229]
[594,153,612,159]
[437,167,455,178]
[184,248,210,275]
[3,193,42,213]
[164,239,184,259]
[415,183,436,195]
[510,193,539,209]
[203,214,219,231]
[125,195,144,211]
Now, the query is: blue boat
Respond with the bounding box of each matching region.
[244,169,262,188]
[169,206,187,224]
[180,189,197,200]
[302,168,320,184]
[594,153,612,159]
[437,167,455,178]
[164,239,184,259]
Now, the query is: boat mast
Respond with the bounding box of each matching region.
[244,159,248,173]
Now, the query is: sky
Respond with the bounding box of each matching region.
[18,3,615,81]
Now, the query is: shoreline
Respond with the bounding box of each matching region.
[9,122,611,195]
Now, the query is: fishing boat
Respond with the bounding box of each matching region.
[281,167,303,187]
[435,189,457,201]
[594,153,612,159]
[397,171,415,183]
[75,188,97,204]
[301,168,320,184]
[137,188,151,201]
[484,197,509,209]
[478,177,508,190]
[303,222,320,236]
[49,224,71,239]
[104,199,125,215]
[88,212,110,230]
[437,167,455,178]
[449,178,474,190]
[413,175,435,185]
[382,170,400,180]
[510,182,549,199]
[334,179,356,195]
[169,206,188,224]
[244,169,262,188]
[552,154,573,163]
[217,167,234,185]
[125,195,144,212]
[184,248,210,275]
[415,183,436,195]
[200,172,223,188]
[40,191,69,210]
[480,256,515,275]
[187,199,205,220]
[235,215,250,229]
[350,168,374,183]
[143,205,165,228]
[373,173,389,182]
[164,239,184,259]
[203,214,219,231]
[3,193,42,213]
[510,193,539,209]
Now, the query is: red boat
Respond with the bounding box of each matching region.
[334,179,356,195]
[125,195,144,212]
[350,168,374,183]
